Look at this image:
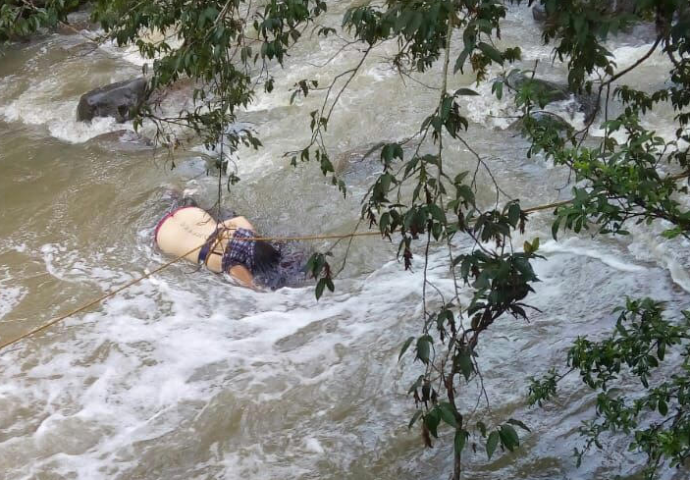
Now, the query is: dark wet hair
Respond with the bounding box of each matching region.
[252,240,281,275]
[252,241,310,290]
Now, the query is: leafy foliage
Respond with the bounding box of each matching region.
[0,0,83,42]
[90,0,330,154]
[2,0,690,479]
[529,299,690,479]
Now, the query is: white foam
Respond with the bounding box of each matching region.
[0,245,448,477]
[98,30,185,68]
[2,16,689,480]
[627,221,690,293]
[4,216,679,474]
[303,437,325,454]
[610,43,670,71]
[0,78,135,144]
[0,274,25,321]
[463,79,516,129]
[540,237,647,273]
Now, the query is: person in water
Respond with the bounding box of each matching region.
[154,202,284,289]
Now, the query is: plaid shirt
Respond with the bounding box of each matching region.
[222,228,255,272]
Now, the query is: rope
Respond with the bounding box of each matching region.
[0,231,380,354]
[2,174,688,355]
[522,173,689,214]
[0,243,204,353]
[523,199,572,213]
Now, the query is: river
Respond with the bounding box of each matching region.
[0,3,688,479]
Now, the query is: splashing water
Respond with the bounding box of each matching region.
[1,3,689,480]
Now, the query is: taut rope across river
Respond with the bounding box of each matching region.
[0,195,671,354]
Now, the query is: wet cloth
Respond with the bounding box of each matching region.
[155,204,308,289]
[221,228,256,272]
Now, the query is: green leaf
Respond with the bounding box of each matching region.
[428,204,447,223]
[662,227,682,239]
[486,431,499,459]
[657,341,666,361]
[492,81,504,100]
[506,418,531,432]
[416,335,432,364]
[425,409,441,438]
[524,240,533,254]
[438,402,457,427]
[508,203,520,226]
[408,375,424,395]
[405,11,423,35]
[408,409,423,429]
[398,336,415,362]
[647,355,658,368]
[499,424,520,451]
[458,349,474,380]
[455,429,468,455]
[551,217,561,240]
[454,49,470,74]
[315,278,327,300]
[658,399,668,416]
[478,42,504,65]
[454,88,480,96]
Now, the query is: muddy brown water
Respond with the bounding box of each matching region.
[1,4,689,479]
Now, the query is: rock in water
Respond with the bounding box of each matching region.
[508,111,573,136]
[76,78,148,123]
[504,71,570,103]
[532,5,548,23]
[503,71,600,123]
[612,0,637,15]
[533,0,637,25]
[575,90,599,123]
[87,130,154,150]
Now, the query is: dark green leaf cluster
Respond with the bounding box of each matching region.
[4,0,690,478]
[514,2,690,241]
[305,252,334,300]
[344,0,455,71]
[88,0,328,153]
[529,299,690,479]
[342,0,518,79]
[0,0,82,43]
[255,0,327,64]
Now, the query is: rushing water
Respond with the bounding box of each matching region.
[1,4,689,479]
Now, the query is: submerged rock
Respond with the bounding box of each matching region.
[575,90,599,124]
[56,10,98,35]
[87,130,153,150]
[76,78,148,123]
[504,70,570,103]
[611,0,637,15]
[503,71,598,123]
[533,0,637,25]
[532,5,548,23]
[334,142,386,176]
[508,111,574,137]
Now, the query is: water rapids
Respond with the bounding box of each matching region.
[1,3,689,479]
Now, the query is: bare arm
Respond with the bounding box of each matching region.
[228,265,254,288]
